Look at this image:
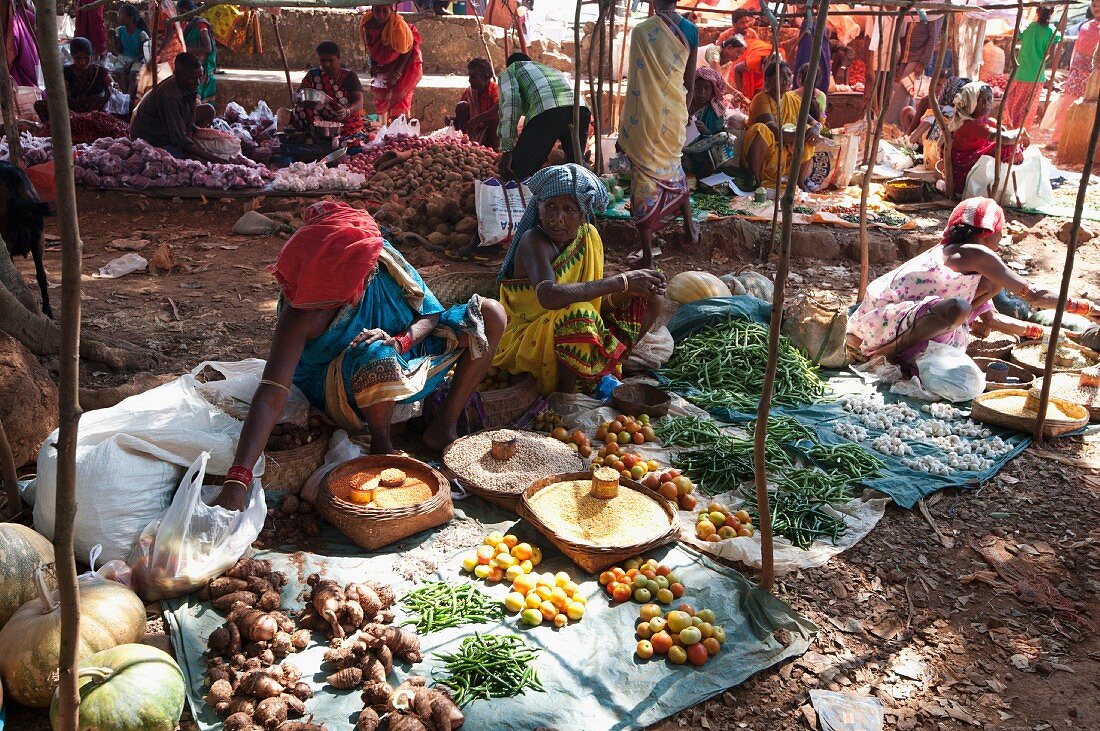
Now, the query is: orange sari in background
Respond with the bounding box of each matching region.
[737,38,780,99]
[359,11,423,120]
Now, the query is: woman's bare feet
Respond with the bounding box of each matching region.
[683,217,701,247]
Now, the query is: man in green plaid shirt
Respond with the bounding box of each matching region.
[496,53,591,182]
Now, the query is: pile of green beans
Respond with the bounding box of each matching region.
[808,443,886,481]
[434,634,544,707]
[753,491,848,549]
[750,415,815,444]
[774,468,855,503]
[654,415,724,448]
[674,437,792,494]
[401,581,503,634]
[658,320,827,413]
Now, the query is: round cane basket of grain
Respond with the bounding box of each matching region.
[519,471,679,573]
[1034,372,1100,421]
[442,429,584,512]
[319,455,453,549]
[970,388,1089,438]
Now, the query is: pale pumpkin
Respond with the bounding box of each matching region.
[0,568,146,707]
[667,271,732,305]
[49,644,185,731]
[0,522,55,629]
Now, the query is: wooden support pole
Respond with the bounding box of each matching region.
[35,0,84,727]
[572,0,584,165]
[764,1,785,261]
[271,14,295,106]
[753,0,830,593]
[993,0,1025,197]
[151,4,161,87]
[1033,107,1100,439]
[0,418,20,517]
[0,44,24,168]
[472,6,496,77]
[858,6,908,302]
[613,1,632,131]
[927,12,951,199]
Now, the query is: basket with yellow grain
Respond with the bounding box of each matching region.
[318,454,453,549]
[519,470,679,573]
[970,388,1089,438]
[1010,340,1100,375]
[442,429,585,512]
[1034,369,1100,421]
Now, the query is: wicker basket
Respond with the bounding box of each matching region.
[475,373,540,430]
[518,472,679,573]
[441,430,584,513]
[262,433,329,494]
[1034,373,1100,422]
[611,383,671,418]
[973,357,1035,392]
[426,271,500,308]
[970,389,1089,438]
[884,177,925,204]
[967,333,1019,360]
[1010,341,1100,376]
[318,455,453,550]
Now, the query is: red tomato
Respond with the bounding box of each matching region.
[599,571,615,586]
[641,569,656,581]
[632,431,645,445]
[677,603,696,616]
[669,582,685,598]
[656,564,672,577]
[686,642,709,666]
[702,637,722,656]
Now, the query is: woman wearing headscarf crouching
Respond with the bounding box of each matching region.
[493,164,667,395]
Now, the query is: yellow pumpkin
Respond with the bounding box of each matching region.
[667,271,733,305]
[0,523,55,630]
[0,568,146,707]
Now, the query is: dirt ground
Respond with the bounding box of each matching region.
[7,191,1100,731]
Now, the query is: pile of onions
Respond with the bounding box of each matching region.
[73,137,273,190]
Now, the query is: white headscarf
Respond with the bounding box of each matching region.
[949,81,992,132]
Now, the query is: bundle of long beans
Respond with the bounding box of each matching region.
[658,320,827,413]
[740,467,852,548]
[401,581,503,634]
[750,415,816,444]
[673,436,792,494]
[654,415,724,448]
[807,443,886,481]
[434,634,544,707]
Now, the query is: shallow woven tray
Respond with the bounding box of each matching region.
[967,333,1019,360]
[1010,341,1100,375]
[318,455,453,550]
[1034,373,1100,422]
[972,357,1035,393]
[263,431,329,494]
[475,373,540,430]
[519,472,679,573]
[426,271,499,308]
[970,389,1089,438]
[441,430,584,513]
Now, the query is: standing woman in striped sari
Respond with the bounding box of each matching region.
[618,0,700,269]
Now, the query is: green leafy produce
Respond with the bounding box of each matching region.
[658,320,828,413]
[434,633,544,707]
[401,581,503,634]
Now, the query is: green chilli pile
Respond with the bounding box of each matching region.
[658,320,827,413]
[401,581,503,634]
[433,634,544,707]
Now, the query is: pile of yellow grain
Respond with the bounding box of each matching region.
[444,430,583,495]
[527,480,669,547]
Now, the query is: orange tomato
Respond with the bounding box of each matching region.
[677,603,696,616]
[599,570,615,586]
[737,526,754,537]
[513,574,537,595]
[539,601,559,621]
[659,483,679,501]
[669,582,685,598]
[609,420,624,433]
[636,640,654,660]
[702,637,721,656]
[679,494,698,511]
[611,583,633,603]
[735,509,752,524]
[611,566,626,578]
[650,630,674,655]
[656,564,672,577]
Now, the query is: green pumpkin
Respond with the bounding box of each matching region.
[0,569,147,707]
[49,644,185,731]
[0,522,55,629]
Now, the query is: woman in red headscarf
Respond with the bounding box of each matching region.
[209,202,505,512]
[847,198,1094,372]
[359,4,423,122]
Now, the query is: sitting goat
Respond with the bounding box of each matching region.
[0,160,52,318]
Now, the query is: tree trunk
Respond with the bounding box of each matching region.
[0,243,41,315]
[0,417,20,517]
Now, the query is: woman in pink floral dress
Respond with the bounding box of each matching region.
[847,198,1095,373]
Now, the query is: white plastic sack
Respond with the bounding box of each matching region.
[915,341,985,402]
[475,178,532,247]
[963,146,1054,210]
[106,87,130,116]
[623,326,674,373]
[376,114,420,142]
[192,359,309,425]
[128,452,265,600]
[94,252,147,279]
[426,124,463,141]
[301,429,365,503]
[33,372,255,563]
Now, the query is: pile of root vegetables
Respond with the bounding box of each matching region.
[74,137,273,189]
[202,555,462,731]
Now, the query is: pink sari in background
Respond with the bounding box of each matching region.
[5,0,39,87]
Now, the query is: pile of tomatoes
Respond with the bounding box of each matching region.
[635,603,727,666]
[593,444,659,482]
[460,532,543,584]
[549,426,593,458]
[640,468,698,511]
[695,502,755,541]
[596,414,656,446]
[504,570,587,628]
[599,556,685,605]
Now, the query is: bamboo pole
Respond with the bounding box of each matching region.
[753,0,829,593]
[572,0,583,164]
[151,4,160,87]
[593,1,607,173]
[35,0,84,724]
[763,0,785,261]
[613,1,632,130]
[270,15,295,106]
[927,12,951,199]
[857,6,908,302]
[0,45,24,169]
[471,7,496,77]
[0,418,20,517]
[1033,111,1100,439]
[992,0,1025,197]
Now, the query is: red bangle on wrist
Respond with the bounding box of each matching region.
[1022,324,1043,340]
[394,331,413,355]
[226,466,253,485]
[1067,298,1093,316]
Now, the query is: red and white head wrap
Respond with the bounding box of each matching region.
[943,197,1005,243]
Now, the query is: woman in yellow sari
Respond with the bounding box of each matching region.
[494,165,667,395]
[743,60,823,192]
[618,0,699,269]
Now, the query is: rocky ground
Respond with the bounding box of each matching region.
[6,191,1099,731]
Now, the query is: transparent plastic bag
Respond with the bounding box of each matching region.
[107,87,130,116]
[915,341,985,402]
[809,690,884,731]
[80,545,133,589]
[128,452,266,601]
[191,359,310,425]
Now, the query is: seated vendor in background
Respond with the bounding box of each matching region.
[742,61,821,192]
[210,201,506,512]
[494,164,666,396]
[290,41,365,138]
[690,67,728,136]
[34,37,113,121]
[847,198,1095,372]
[454,57,499,149]
[946,81,1029,197]
[131,53,229,163]
[700,35,746,78]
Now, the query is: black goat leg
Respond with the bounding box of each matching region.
[30,239,51,319]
